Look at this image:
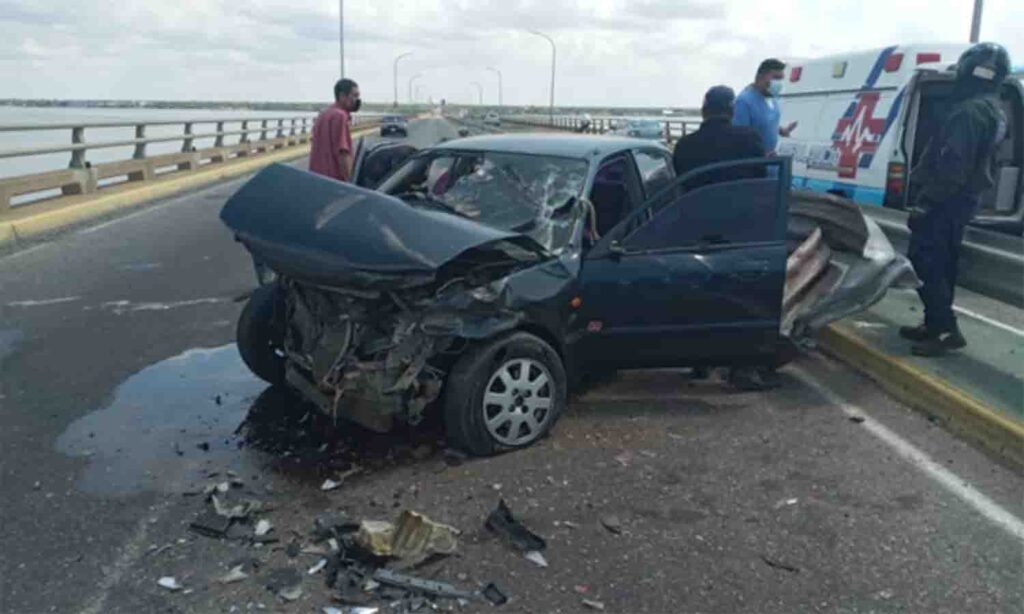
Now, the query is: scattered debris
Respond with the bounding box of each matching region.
[481,583,508,606]
[875,589,895,600]
[773,498,799,509]
[157,576,182,591]
[308,558,328,575]
[197,442,210,452]
[265,567,303,601]
[371,568,475,600]
[849,415,866,424]
[574,585,589,595]
[286,539,301,558]
[254,519,273,537]
[145,543,174,558]
[190,508,230,538]
[324,608,379,614]
[614,451,634,467]
[354,511,459,565]
[761,555,800,574]
[600,515,623,535]
[485,499,546,552]
[524,550,549,568]
[321,466,363,491]
[211,494,259,520]
[582,599,606,610]
[218,565,249,584]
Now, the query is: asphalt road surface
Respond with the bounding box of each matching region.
[1,118,1022,613]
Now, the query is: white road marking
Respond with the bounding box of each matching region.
[98,298,226,314]
[953,305,1024,339]
[792,366,1024,542]
[6,296,81,307]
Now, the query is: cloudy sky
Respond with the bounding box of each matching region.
[1,0,1021,108]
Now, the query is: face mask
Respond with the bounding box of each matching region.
[768,79,784,97]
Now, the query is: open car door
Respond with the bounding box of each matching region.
[575,158,791,369]
[351,137,419,190]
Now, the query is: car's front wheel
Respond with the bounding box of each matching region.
[443,332,566,456]
[237,283,286,386]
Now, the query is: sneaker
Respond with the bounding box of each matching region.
[911,329,967,356]
[899,323,935,342]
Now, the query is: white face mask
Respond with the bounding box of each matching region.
[768,79,784,97]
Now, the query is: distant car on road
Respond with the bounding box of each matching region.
[380,115,408,137]
[483,112,501,127]
[611,120,663,140]
[223,134,915,456]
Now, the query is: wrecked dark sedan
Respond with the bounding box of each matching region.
[220,134,916,455]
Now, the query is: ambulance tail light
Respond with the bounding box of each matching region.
[884,162,907,208]
[916,52,941,65]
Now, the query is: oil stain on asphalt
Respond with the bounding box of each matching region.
[56,344,267,495]
[55,343,443,496]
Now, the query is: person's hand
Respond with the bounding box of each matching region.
[780,121,798,137]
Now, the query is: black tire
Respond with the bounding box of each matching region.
[237,283,286,386]
[442,332,567,456]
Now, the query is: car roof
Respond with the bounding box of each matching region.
[432,133,666,159]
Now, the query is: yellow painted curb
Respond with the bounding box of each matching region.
[0,124,382,251]
[819,323,1024,471]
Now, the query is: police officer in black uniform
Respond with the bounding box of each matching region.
[900,43,1011,356]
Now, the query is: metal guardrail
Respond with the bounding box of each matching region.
[506,114,700,143]
[0,114,380,210]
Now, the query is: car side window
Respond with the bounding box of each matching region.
[622,176,783,253]
[589,156,643,237]
[633,149,674,199]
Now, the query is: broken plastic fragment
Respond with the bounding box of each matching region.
[582,599,606,610]
[307,558,327,575]
[600,515,622,535]
[524,550,548,567]
[157,576,182,591]
[218,565,249,584]
[485,499,546,552]
[481,583,508,606]
[321,479,342,491]
[255,519,273,537]
[278,585,303,601]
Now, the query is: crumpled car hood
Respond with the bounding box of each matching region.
[220,164,545,289]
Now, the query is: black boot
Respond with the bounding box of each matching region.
[899,323,935,342]
[912,328,966,356]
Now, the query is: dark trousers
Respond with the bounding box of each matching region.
[907,202,970,333]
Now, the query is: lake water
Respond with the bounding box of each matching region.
[0,106,322,180]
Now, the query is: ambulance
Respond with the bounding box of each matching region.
[777,44,1024,235]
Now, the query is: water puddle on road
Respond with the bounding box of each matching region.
[57,344,441,496]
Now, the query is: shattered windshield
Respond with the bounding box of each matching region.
[377,151,589,251]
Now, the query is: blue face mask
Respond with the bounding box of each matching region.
[768,79,784,97]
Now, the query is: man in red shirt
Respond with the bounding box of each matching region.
[309,78,361,181]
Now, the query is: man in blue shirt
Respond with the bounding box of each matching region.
[734,58,797,153]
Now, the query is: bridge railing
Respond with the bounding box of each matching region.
[505,113,701,143]
[0,114,380,211]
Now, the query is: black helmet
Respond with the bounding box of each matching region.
[956,43,1011,87]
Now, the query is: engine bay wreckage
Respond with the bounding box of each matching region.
[221,161,916,435]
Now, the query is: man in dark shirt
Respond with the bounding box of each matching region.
[673,86,772,390]
[900,43,1010,356]
[673,85,766,182]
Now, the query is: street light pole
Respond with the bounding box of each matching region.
[970,0,983,43]
[338,0,345,78]
[408,73,423,104]
[471,81,484,105]
[393,52,413,108]
[528,30,556,124]
[486,67,503,107]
